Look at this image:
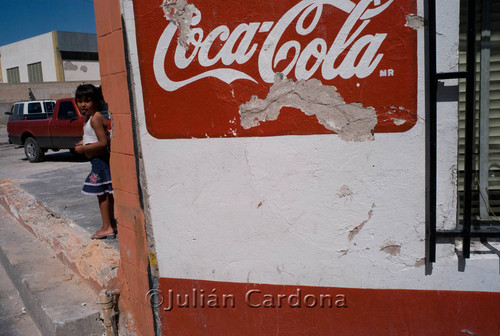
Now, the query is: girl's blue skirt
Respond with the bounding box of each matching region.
[82,156,113,195]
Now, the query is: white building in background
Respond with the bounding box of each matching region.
[0,31,100,84]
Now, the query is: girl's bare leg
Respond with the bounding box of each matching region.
[108,193,117,231]
[92,193,117,238]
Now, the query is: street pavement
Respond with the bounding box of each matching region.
[0,125,7,145]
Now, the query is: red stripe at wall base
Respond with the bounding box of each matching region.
[156,278,500,335]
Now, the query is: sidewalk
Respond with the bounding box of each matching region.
[0,204,105,336]
[0,249,42,336]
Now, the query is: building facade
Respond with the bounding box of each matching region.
[94,0,500,335]
[0,31,100,84]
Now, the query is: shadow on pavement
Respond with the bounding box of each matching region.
[20,151,89,163]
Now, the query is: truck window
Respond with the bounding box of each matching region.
[57,101,77,120]
[14,103,23,115]
[28,102,42,114]
[44,101,55,113]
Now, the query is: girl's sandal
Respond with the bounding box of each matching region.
[91,232,116,240]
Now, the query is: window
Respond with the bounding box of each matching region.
[27,62,43,83]
[457,0,500,227]
[427,0,500,265]
[57,101,77,119]
[28,102,42,114]
[44,101,55,113]
[7,67,20,83]
[60,51,98,61]
[13,103,23,115]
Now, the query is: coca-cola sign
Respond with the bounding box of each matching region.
[133,0,417,139]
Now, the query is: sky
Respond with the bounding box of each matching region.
[0,0,96,46]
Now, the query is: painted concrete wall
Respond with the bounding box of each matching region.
[63,60,100,82]
[127,0,499,291]
[98,0,500,335]
[0,32,58,83]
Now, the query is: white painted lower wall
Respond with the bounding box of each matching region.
[140,130,498,292]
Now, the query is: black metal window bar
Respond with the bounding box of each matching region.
[426,0,500,264]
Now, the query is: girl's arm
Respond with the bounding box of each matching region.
[79,112,109,158]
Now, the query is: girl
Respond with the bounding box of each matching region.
[74,84,117,239]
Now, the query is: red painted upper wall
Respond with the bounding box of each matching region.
[133,0,417,139]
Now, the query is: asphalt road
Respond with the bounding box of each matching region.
[0,127,88,180]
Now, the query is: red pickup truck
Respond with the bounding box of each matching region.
[7,98,111,162]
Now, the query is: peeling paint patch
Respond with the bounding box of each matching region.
[239,75,377,142]
[337,185,353,199]
[414,258,425,267]
[380,242,401,256]
[348,204,375,241]
[338,249,349,257]
[405,14,424,30]
[161,0,197,48]
[64,61,78,71]
[392,118,406,126]
[460,329,476,335]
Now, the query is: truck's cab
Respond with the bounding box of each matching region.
[7,100,56,121]
[7,97,112,162]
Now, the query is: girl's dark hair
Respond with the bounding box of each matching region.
[75,83,105,110]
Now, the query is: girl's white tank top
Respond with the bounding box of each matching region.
[83,115,99,145]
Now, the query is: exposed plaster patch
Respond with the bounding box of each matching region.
[161,0,197,49]
[405,14,424,30]
[392,118,406,126]
[460,329,476,335]
[64,61,78,71]
[348,203,375,241]
[380,242,401,256]
[337,185,353,200]
[239,75,377,142]
[414,258,425,267]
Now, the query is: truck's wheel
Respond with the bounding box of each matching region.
[24,137,45,162]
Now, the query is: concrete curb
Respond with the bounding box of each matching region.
[0,179,120,293]
[0,204,105,336]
